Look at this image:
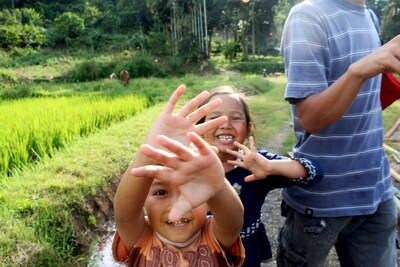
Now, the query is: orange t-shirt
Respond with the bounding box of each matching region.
[112,219,245,267]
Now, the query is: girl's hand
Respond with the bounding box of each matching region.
[226,136,272,181]
[131,132,225,221]
[145,85,228,147]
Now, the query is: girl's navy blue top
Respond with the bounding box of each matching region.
[226,150,323,266]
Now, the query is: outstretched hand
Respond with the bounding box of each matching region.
[131,132,226,222]
[226,136,271,182]
[145,85,228,147]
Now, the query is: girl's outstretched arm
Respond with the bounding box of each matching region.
[226,136,307,181]
[133,132,243,248]
[114,85,228,251]
[226,136,323,186]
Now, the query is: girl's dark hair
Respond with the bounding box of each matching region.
[197,85,254,136]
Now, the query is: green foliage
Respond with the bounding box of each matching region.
[0,9,18,25]
[0,47,51,67]
[0,95,148,177]
[0,71,17,84]
[90,33,132,51]
[0,8,46,50]
[234,56,284,74]
[120,52,166,78]
[129,32,146,50]
[17,8,43,26]
[66,60,116,82]
[381,19,400,43]
[144,31,172,57]
[165,56,185,76]
[0,25,22,48]
[246,76,290,149]
[53,12,85,44]
[83,2,101,27]
[87,215,97,226]
[211,40,224,56]
[31,202,77,265]
[224,41,240,62]
[0,82,33,99]
[177,33,203,64]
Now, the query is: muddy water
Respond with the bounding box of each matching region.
[88,223,123,267]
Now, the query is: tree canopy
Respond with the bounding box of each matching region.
[0,0,397,61]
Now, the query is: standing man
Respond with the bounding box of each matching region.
[279,0,400,266]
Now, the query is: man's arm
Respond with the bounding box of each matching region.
[297,35,400,133]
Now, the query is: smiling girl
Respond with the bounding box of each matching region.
[198,86,324,266]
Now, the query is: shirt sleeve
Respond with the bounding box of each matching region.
[112,230,129,264]
[282,5,330,101]
[259,150,324,188]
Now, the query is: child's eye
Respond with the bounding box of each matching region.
[206,115,220,120]
[231,116,244,121]
[154,190,168,196]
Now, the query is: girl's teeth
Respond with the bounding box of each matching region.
[167,219,189,225]
[218,135,233,140]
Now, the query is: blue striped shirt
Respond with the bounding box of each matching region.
[281,0,393,217]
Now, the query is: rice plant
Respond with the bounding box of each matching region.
[0,94,148,177]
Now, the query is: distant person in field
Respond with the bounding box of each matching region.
[120,70,129,86]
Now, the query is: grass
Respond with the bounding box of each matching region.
[0,95,148,177]
[382,101,400,158]
[247,76,290,151]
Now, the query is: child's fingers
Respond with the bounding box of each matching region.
[227,159,244,168]
[163,85,186,114]
[189,144,218,153]
[130,165,171,178]
[250,137,259,153]
[244,174,256,182]
[156,135,194,162]
[186,97,221,123]
[249,136,256,149]
[233,141,250,154]
[209,145,219,153]
[186,132,213,156]
[195,116,228,136]
[226,148,241,158]
[177,90,209,118]
[139,143,180,169]
[169,199,192,222]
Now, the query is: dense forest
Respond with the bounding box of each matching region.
[0,0,398,62]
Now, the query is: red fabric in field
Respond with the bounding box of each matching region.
[381,73,400,110]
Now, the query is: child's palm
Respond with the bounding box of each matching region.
[146,85,227,147]
[133,132,225,221]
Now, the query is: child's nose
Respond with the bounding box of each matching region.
[220,119,232,129]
